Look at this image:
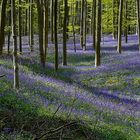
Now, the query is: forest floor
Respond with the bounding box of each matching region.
[0,34,140,140]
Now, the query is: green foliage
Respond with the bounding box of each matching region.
[133,77,140,85]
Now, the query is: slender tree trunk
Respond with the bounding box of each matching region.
[112,0,116,39]
[11,0,19,89]
[72,0,76,52]
[124,0,128,43]
[37,1,45,67]
[117,0,123,53]
[8,0,11,54]
[95,0,101,67]
[0,0,8,54]
[83,0,87,51]
[80,0,84,49]
[63,0,68,65]
[50,0,54,43]
[137,0,140,51]
[18,0,22,53]
[29,0,34,51]
[116,0,120,39]
[25,0,28,36]
[43,0,48,60]
[54,0,58,70]
[93,0,96,49]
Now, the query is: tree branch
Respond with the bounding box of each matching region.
[34,122,76,140]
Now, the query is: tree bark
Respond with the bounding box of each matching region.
[93,0,96,49]
[124,0,128,43]
[11,0,19,89]
[36,0,46,67]
[18,0,22,53]
[95,0,101,67]
[83,0,87,51]
[29,0,34,52]
[8,0,11,54]
[80,0,84,49]
[54,0,58,70]
[137,0,140,51]
[63,0,68,65]
[0,0,8,54]
[117,0,124,53]
[43,0,48,60]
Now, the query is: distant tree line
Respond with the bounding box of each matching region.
[0,0,140,88]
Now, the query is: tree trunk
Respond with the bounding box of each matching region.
[124,0,128,43]
[72,0,76,52]
[11,0,19,89]
[80,0,84,49]
[0,0,8,54]
[63,0,68,65]
[8,0,11,54]
[83,0,87,51]
[137,0,140,51]
[18,0,22,53]
[29,0,34,52]
[25,0,28,36]
[54,0,58,70]
[117,0,123,53]
[112,0,116,39]
[95,0,101,67]
[37,0,45,67]
[43,0,48,60]
[50,0,54,43]
[93,0,96,49]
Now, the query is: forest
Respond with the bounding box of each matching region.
[0,0,140,139]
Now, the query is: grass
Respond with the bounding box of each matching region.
[80,68,140,95]
[0,50,140,139]
[47,51,95,66]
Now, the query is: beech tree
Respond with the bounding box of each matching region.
[54,0,58,71]
[92,0,96,49]
[18,0,22,53]
[80,0,84,49]
[117,0,124,53]
[0,0,139,88]
[11,0,19,89]
[137,0,140,51]
[63,0,68,66]
[36,0,45,67]
[95,0,102,67]
[0,0,8,54]
[29,0,34,52]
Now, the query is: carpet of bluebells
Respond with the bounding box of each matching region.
[0,34,140,139]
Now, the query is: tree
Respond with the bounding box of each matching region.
[7,0,11,54]
[11,0,19,89]
[95,0,102,67]
[83,0,87,51]
[29,0,34,52]
[54,0,58,71]
[36,0,46,67]
[137,0,140,51]
[43,0,48,60]
[80,0,84,49]
[25,0,28,36]
[124,0,128,43]
[63,0,68,66]
[117,0,124,53]
[50,0,54,43]
[18,0,22,53]
[92,0,96,49]
[112,0,116,39]
[0,0,8,54]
